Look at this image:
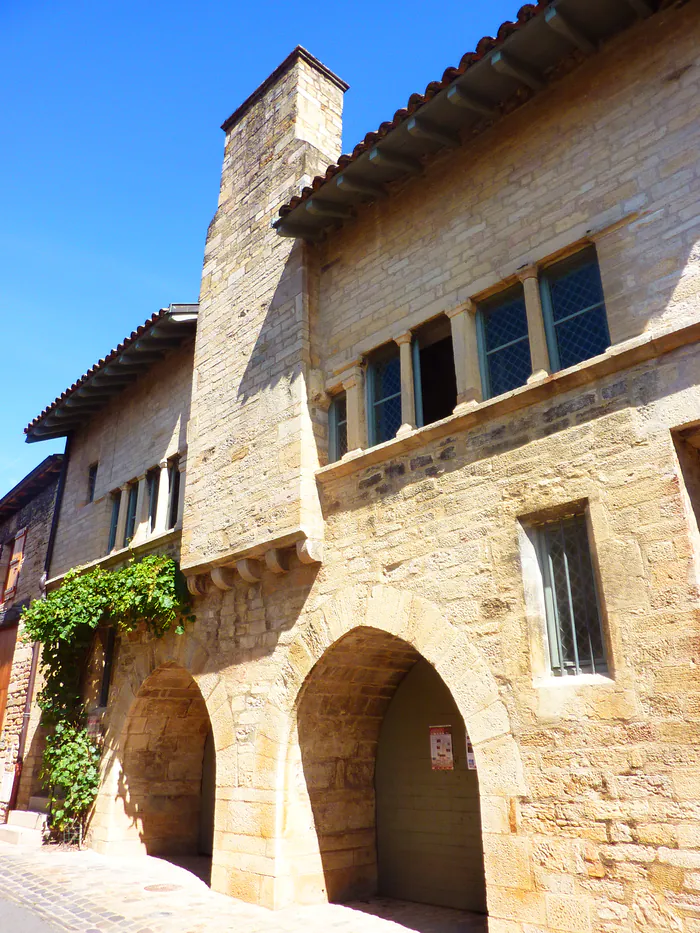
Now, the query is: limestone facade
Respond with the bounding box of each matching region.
[20,3,700,931]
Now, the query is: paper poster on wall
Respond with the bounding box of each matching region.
[467,738,476,770]
[429,724,454,770]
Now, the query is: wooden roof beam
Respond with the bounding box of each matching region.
[368,148,421,175]
[490,50,544,91]
[335,175,386,200]
[305,199,354,220]
[406,116,459,149]
[544,7,596,54]
[445,84,496,117]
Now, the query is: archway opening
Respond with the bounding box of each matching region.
[118,663,215,881]
[294,626,486,916]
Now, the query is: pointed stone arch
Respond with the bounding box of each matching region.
[243,583,536,919]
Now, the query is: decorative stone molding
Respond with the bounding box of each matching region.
[296,538,323,565]
[186,574,208,597]
[236,558,262,583]
[265,549,289,574]
[210,566,236,591]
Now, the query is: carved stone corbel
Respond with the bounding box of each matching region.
[186,574,208,596]
[210,566,237,590]
[296,538,323,565]
[236,558,262,583]
[265,548,289,574]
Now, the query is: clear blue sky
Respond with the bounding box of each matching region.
[1,0,518,493]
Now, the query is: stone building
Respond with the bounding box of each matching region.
[0,454,64,822]
[16,0,700,929]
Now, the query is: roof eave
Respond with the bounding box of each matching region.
[275,0,659,242]
[25,304,199,444]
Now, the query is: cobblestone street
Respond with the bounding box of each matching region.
[0,842,487,933]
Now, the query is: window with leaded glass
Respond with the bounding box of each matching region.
[535,513,606,676]
[540,248,610,371]
[367,346,402,446]
[107,493,120,553]
[123,482,138,547]
[329,393,348,462]
[476,285,532,399]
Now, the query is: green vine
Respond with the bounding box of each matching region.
[21,554,193,837]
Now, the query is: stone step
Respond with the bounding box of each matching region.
[0,824,43,847]
[29,796,49,813]
[6,809,46,831]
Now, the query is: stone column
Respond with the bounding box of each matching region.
[447,301,482,412]
[114,484,130,551]
[518,264,550,383]
[132,474,149,544]
[394,331,415,437]
[341,365,366,456]
[153,460,171,535]
[175,453,187,530]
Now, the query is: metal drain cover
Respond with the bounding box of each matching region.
[144,883,183,892]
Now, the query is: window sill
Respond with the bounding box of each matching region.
[46,527,181,590]
[317,319,700,483]
[534,672,614,689]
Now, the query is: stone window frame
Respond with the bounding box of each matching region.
[517,498,615,686]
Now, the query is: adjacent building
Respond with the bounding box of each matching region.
[0,454,64,820]
[15,1,700,930]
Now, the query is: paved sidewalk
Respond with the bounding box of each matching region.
[0,841,486,933]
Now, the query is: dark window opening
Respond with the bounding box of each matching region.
[147,468,159,533]
[87,463,98,503]
[107,494,120,553]
[367,345,402,446]
[168,458,181,530]
[329,393,348,463]
[98,627,116,708]
[476,285,531,399]
[413,317,457,427]
[123,482,138,547]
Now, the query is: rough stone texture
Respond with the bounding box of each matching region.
[0,475,60,818]
[49,341,193,579]
[182,53,345,571]
[25,5,700,932]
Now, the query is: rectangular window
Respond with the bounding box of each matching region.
[329,393,348,463]
[476,285,532,399]
[367,345,402,446]
[413,316,457,428]
[147,468,160,533]
[535,513,606,676]
[168,457,181,530]
[123,482,138,547]
[1,530,26,604]
[540,247,610,371]
[107,493,120,552]
[87,463,98,503]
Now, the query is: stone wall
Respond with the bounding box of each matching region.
[0,475,61,817]
[49,341,193,578]
[182,51,346,572]
[314,5,700,386]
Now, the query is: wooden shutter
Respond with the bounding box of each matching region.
[2,529,27,603]
[0,625,18,731]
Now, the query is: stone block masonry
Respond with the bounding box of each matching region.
[182,50,347,572]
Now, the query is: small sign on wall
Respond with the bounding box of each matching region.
[429,724,454,771]
[467,738,476,770]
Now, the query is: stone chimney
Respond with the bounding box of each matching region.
[182,48,347,575]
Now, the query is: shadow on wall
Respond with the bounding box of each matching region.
[113,663,215,869]
[294,627,487,913]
